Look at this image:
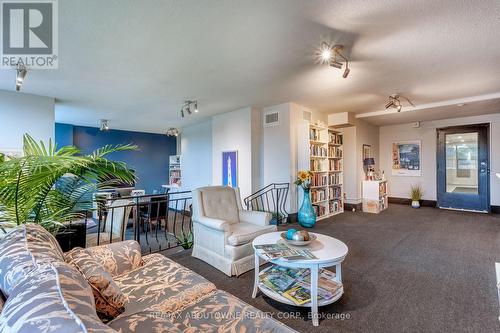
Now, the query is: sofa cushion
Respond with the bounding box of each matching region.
[112,254,216,317]
[227,222,276,246]
[66,247,127,322]
[0,262,114,333]
[83,240,142,277]
[174,290,297,332]
[200,187,240,224]
[0,223,65,297]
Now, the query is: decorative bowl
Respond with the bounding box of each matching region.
[280,232,317,246]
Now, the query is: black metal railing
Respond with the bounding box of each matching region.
[244,183,289,225]
[87,191,192,254]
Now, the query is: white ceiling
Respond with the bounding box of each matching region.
[1,0,500,132]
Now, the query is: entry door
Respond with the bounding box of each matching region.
[437,124,490,212]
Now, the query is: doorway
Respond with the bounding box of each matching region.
[437,124,490,212]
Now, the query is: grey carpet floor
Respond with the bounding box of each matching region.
[167,205,500,333]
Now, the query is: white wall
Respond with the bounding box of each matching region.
[180,119,213,192]
[212,107,256,200]
[379,113,500,205]
[338,119,380,204]
[0,90,55,149]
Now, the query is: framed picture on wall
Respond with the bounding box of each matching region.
[391,140,421,176]
[222,151,238,187]
[362,144,371,160]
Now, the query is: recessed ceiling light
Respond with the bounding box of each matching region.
[458,136,462,139]
[460,139,465,143]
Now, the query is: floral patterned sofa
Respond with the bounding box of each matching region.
[0,223,295,333]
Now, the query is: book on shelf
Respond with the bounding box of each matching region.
[328,186,342,199]
[311,173,328,187]
[259,266,342,305]
[329,159,342,171]
[310,160,324,172]
[313,204,326,216]
[310,144,328,157]
[309,128,322,141]
[254,243,317,261]
[328,132,343,145]
[329,199,342,213]
[329,173,341,185]
[311,188,327,203]
[328,146,343,158]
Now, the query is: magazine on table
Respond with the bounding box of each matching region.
[258,266,342,305]
[254,243,317,260]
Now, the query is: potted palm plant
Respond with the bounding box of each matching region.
[0,134,136,239]
[410,184,423,208]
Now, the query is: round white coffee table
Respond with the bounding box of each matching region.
[252,232,348,326]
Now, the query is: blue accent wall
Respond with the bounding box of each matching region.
[55,123,74,147]
[55,123,176,193]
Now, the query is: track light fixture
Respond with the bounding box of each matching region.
[319,43,351,78]
[385,94,415,112]
[16,64,28,91]
[180,100,198,118]
[100,119,109,131]
[166,128,179,137]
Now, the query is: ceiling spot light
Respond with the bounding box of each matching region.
[385,94,414,113]
[318,43,351,78]
[100,119,109,131]
[180,100,198,118]
[166,128,179,137]
[15,64,28,91]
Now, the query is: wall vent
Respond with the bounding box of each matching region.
[302,110,312,122]
[263,111,280,127]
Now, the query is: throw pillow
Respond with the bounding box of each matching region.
[66,248,127,321]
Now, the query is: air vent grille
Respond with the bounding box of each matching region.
[302,110,312,122]
[263,111,280,127]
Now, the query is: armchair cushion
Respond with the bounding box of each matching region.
[83,240,143,277]
[0,223,65,297]
[200,186,240,224]
[227,222,276,246]
[194,216,230,231]
[66,248,127,321]
[239,209,273,226]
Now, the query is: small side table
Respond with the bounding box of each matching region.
[252,232,348,326]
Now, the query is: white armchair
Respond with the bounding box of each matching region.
[191,186,276,276]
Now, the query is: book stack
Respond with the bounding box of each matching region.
[259,266,342,305]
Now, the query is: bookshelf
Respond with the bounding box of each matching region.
[361,180,388,213]
[306,124,344,220]
[169,155,182,187]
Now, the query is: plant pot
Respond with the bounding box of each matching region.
[411,200,421,209]
[298,189,316,228]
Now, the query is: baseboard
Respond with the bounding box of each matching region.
[344,202,362,211]
[492,206,500,214]
[388,197,437,207]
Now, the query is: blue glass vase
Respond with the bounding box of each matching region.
[298,188,316,228]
